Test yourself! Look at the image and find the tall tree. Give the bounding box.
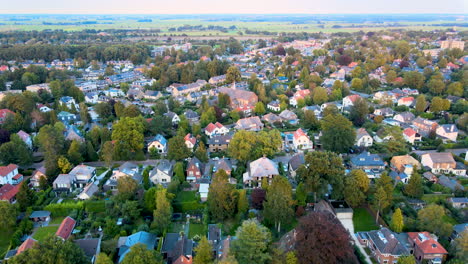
[152,189,172,234]
[349,97,369,126]
[415,94,427,113]
[207,170,237,221]
[390,208,404,233]
[374,186,390,223]
[16,181,35,211]
[95,253,114,264]
[263,176,294,232]
[0,201,16,231]
[417,204,453,238]
[193,236,213,264]
[404,172,423,198]
[111,116,145,155]
[120,243,162,264]
[36,122,65,175]
[226,66,241,83]
[237,189,249,215]
[167,135,191,161]
[297,151,345,201]
[194,143,208,163]
[231,219,272,264]
[320,114,356,153]
[295,212,357,264]
[343,170,369,207]
[116,176,138,201]
[67,140,83,165]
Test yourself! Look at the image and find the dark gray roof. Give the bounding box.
[438,176,464,191]
[74,238,100,259]
[208,224,221,243]
[366,228,409,256]
[208,134,232,145]
[351,152,385,167]
[161,233,180,253]
[288,153,305,171]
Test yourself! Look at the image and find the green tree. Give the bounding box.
[152,189,172,234]
[286,251,298,264]
[320,114,356,153]
[397,255,416,264]
[228,130,282,163]
[193,236,213,264]
[111,116,145,154]
[403,71,425,90]
[343,170,369,207]
[173,162,185,182]
[0,201,16,230]
[67,140,83,165]
[297,151,345,201]
[295,182,307,206]
[430,97,450,113]
[415,94,427,113]
[226,66,241,83]
[95,253,114,264]
[350,78,363,91]
[417,204,453,238]
[79,103,90,125]
[313,87,328,105]
[0,134,33,166]
[100,141,114,167]
[194,143,208,163]
[36,123,65,175]
[237,189,249,215]
[121,200,141,222]
[447,82,463,96]
[254,102,266,115]
[263,176,294,232]
[428,78,446,95]
[121,243,162,264]
[404,172,423,198]
[16,182,35,211]
[386,70,397,83]
[231,219,272,264]
[302,110,320,130]
[116,176,139,201]
[208,169,238,222]
[453,230,468,262]
[57,156,73,174]
[390,208,404,233]
[167,135,191,161]
[349,97,369,126]
[374,186,390,223]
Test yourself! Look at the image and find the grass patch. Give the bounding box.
[49,217,65,225]
[188,223,205,238]
[353,208,379,232]
[96,167,108,176]
[169,222,185,233]
[175,191,197,203]
[0,229,13,258]
[33,226,59,242]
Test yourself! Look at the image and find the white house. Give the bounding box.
[164,111,180,125]
[0,164,23,185]
[204,122,229,138]
[267,100,281,112]
[60,96,79,110]
[17,130,32,149]
[77,183,99,200]
[148,134,167,153]
[355,128,373,147]
[342,94,361,108]
[292,128,313,150]
[436,124,458,142]
[184,133,197,150]
[149,160,173,184]
[403,128,421,144]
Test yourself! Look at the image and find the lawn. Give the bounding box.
[49,216,65,225]
[32,226,59,242]
[169,222,185,233]
[175,191,197,203]
[353,208,379,232]
[0,229,13,259]
[188,223,205,239]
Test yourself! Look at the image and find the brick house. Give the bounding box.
[407,232,447,263]
[186,157,203,183]
[208,134,232,153]
[356,228,410,264]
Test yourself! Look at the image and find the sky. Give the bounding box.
[0,0,466,14]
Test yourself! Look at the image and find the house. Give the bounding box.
[279,110,298,124]
[421,152,466,176]
[57,111,77,123]
[218,84,258,109]
[37,104,52,113]
[103,162,142,192]
[69,165,96,188]
[184,110,199,125]
[0,164,23,185]
[85,92,99,104]
[171,79,207,96]
[118,231,157,263]
[394,112,415,124]
[0,184,20,203]
[0,109,14,124]
[77,183,99,200]
[243,157,279,187]
[436,124,458,142]
[373,108,394,117]
[186,157,203,183]
[288,153,304,178]
[412,117,438,137]
[403,128,422,144]
[262,112,283,125]
[143,90,162,101]
[390,170,410,184]
[355,128,373,147]
[289,89,311,107]
[30,210,51,223]
[65,125,85,142]
[235,116,264,131]
[451,224,468,241]
[390,155,421,175]
[423,172,438,183]
[163,233,193,264]
[397,96,415,107]
[209,75,226,85]
[208,224,222,257]
[350,152,385,178]
[407,232,448,263]
[199,183,209,202]
[447,197,468,209]
[173,256,193,264]
[184,134,197,150]
[164,111,181,125]
[56,216,77,240]
[148,134,167,153]
[267,100,281,112]
[356,228,410,264]
[208,134,232,153]
[205,122,229,138]
[150,160,174,185]
[17,130,32,148]
[438,176,464,192]
[75,238,101,264]
[30,167,47,189]
[212,158,233,176]
[292,128,313,150]
[53,174,75,193]
[342,94,361,108]
[60,96,79,110]
[16,237,37,256]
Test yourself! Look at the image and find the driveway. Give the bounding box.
[337,217,373,264]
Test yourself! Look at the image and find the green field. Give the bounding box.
[353,208,379,232]
[0,229,13,258]
[32,226,59,242]
[188,223,205,238]
[49,217,65,225]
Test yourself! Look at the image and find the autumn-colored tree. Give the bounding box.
[263,176,294,232]
[417,204,453,238]
[390,208,404,233]
[57,156,73,174]
[207,169,238,221]
[193,236,213,264]
[295,212,357,264]
[343,169,369,207]
[116,176,139,201]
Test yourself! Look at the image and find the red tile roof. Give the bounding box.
[56,216,76,240]
[408,232,448,255]
[345,94,361,103]
[184,134,196,145]
[173,255,192,264]
[0,164,18,177]
[12,174,23,180]
[205,123,217,133]
[403,128,417,137]
[16,238,37,255]
[0,184,20,201]
[293,128,308,140]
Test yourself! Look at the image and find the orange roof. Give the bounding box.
[408,232,448,255]
[293,89,311,99]
[346,94,361,103]
[403,128,416,137]
[56,216,76,240]
[205,123,217,133]
[0,184,20,201]
[293,128,308,140]
[16,238,37,255]
[0,109,14,120]
[173,256,192,264]
[348,62,358,68]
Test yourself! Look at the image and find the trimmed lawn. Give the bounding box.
[353,208,379,232]
[33,226,59,242]
[175,191,197,203]
[49,217,65,225]
[188,223,205,238]
[169,222,185,233]
[0,229,13,258]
